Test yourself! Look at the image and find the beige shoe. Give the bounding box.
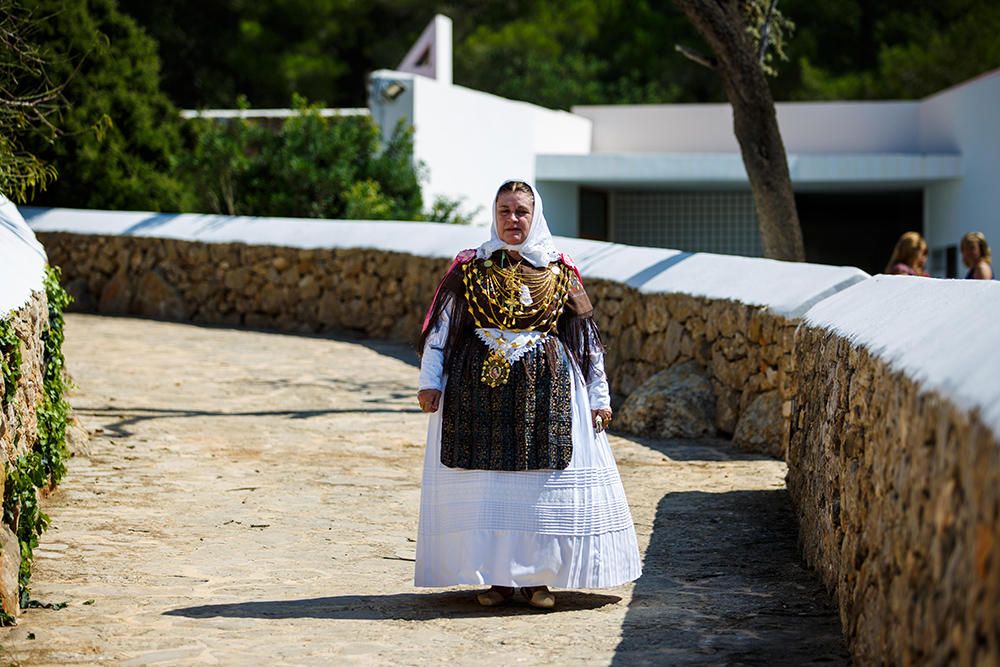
[477,585,515,607]
[521,586,556,609]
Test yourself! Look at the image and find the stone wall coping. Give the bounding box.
[25,206,869,316]
[803,274,1000,437]
[1,197,47,316]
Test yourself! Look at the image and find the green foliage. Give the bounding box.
[743,0,796,77]
[6,0,994,215]
[116,0,1000,112]
[343,180,395,221]
[38,266,72,486]
[455,0,701,109]
[420,195,479,226]
[782,0,1000,100]
[115,0,436,109]
[0,319,22,406]
[182,97,423,220]
[0,266,72,622]
[2,451,50,611]
[22,0,190,211]
[0,0,62,203]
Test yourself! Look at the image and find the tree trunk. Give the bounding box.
[672,0,805,261]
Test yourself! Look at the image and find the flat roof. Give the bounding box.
[536,152,961,190]
[179,108,369,119]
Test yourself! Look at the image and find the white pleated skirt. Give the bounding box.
[414,366,643,589]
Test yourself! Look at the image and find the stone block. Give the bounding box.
[134,270,187,321]
[640,297,670,334]
[639,331,671,365]
[616,360,716,440]
[618,327,643,361]
[715,332,748,362]
[667,295,698,323]
[257,283,286,314]
[98,270,133,315]
[0,523,19,618]
[223,266,252,292]
[733,390,785,457]
[710,352,754,390]
[297,275,321,300]
[714,383,740,435]
[65,277,96,313]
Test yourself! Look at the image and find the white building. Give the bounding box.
[370,16,999,277]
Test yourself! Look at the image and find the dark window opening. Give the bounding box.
[945,245,958,278]
[795,191,923,275]
[579,188,609,241]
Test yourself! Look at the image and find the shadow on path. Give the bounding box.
[614,433,779,463]
[75,405,422,438]
[613,489,849,666]
[164,591,621,621]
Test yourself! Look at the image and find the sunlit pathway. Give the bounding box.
[0,314,848,665]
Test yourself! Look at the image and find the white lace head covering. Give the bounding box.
[477,179,560,268]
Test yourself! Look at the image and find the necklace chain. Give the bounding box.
[462,254,571,332]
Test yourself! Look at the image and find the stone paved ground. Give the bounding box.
[0,314,849,666]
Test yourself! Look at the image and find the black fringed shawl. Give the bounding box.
[418,250,606,381]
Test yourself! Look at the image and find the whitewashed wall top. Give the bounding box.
[804,274,1000,437]
[25,207,869,317]
[1,198,47,316]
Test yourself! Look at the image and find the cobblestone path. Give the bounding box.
[0,314,848,665]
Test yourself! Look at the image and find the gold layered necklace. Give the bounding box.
[461,252,572,387]
[462,252,571,331]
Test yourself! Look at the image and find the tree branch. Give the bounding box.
[757,0,779,64]
[674,44,717,69]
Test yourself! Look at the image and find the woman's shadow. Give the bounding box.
[164,591,621,621]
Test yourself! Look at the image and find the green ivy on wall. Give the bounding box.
[0,265,73,623]
[37,266,72,486]
[0,317,21,406]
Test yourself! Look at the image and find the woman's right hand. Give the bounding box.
[418,389,442,413]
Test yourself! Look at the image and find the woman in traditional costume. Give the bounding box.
[414,180,642,609]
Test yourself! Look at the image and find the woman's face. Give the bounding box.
[915,244,928,270]
[961,240,980,268]
[495,190,534,245]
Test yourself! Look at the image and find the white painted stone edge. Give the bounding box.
[23,207,870,316]
[1,197,47,318]
[803,274,1000,439]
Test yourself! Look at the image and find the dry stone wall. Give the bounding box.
[587,282,795,456]
[1,291,47,465]
[788,315,1000,664]
[39,232,795,457]
[33,220,1000,666]
[40,233,446,342]
[0,290,49,616]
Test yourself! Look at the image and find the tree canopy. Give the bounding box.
[7,0,998,214]
[117,0,1000,110]
[0,0,62,202]
[22,0,190,210]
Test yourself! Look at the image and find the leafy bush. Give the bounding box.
[182,96,423,220]
[422,195,480,226]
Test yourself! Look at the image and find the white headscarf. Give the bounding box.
[476,179,560,268]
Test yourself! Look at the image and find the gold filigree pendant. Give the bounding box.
[481,349,511,388]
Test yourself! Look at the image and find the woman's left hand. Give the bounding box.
[592,408,613,433]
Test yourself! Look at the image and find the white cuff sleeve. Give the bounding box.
[586,351,612,410]
[418,297,452,391]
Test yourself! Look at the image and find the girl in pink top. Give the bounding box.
[884,231,929,277]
